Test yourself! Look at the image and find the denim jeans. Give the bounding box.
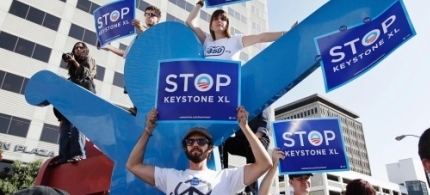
[58,119,86,162]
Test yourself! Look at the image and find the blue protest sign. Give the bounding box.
[205,0,250,8]
[272,118,349,174]
[156,59,240,123]
[93,0,136,47]
[315,0,415,92]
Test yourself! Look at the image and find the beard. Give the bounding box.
[185,147,210,163]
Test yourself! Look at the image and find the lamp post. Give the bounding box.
[395,134,420,141]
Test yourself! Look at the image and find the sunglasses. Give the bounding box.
[144,13,158,17]
[74,46,84,50]
[185,138,209,146]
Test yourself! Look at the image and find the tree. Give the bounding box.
[0,159,42,195]
[0,140,3,161]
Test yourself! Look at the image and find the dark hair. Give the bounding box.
[67,42,89,77]
[419,127,430,160]
[145,5,161,17]
[209,9,231,40]
[345,179,375,195]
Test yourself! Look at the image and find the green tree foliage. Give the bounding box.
[0,159,43,195]
[0,140,3,160]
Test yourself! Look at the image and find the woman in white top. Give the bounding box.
[186,0,297,61]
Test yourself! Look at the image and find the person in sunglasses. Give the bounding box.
[100,5,161,116]
[126,106,272,194]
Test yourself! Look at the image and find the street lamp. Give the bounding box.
[395,134,420,141]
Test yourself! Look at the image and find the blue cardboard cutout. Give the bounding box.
[25,0,411,194]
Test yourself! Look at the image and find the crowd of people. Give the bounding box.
[39,1,430,195]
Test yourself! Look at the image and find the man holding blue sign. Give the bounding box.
[101,5,161,115]
[126,106,272,194]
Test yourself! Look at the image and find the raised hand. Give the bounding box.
[290,21,299,29]
[145,108,158,133]
[236,106,249,128]
[271,148,285,166]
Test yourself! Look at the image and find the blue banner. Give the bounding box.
[315,0,415,92]
[156,59,240,123]
[205,0,250,8]
[272,118,349,174]
[93,0,136,47]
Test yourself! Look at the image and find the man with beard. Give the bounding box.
[126,106,272,194]
[100,5,161,116]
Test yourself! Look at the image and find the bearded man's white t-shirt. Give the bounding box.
[203,35,244,61]
[154,166,247,195]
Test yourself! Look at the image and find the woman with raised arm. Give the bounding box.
[186,0,297,61]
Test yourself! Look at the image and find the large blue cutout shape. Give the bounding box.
[25,0,400,194]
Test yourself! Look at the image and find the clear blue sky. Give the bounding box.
[267,0,430,181]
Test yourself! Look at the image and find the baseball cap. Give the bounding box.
[288,173,313,180]
[182,127,213,145]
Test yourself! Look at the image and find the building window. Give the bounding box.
[77,0,99,14]
[15,38,34,57]
[228,8,247,25]
[9,1,29,19]
[170,0,194,13]
[33,44,52,62]
[326,174,339,182]
[200,10,211,22]
[0,71,28,95]
[9,1,60,31]
[166,13,184,24]
[0,32,52,63]
[40,124,59,144]
[0,113,11,134]
[137,0,149,12]
[68,24,97,46]
[96,66,105,81]
[113,72,124,88]
[7,116,30,138]
[0,32,17,51]
[2,72,24,94]
[119,43,128,51]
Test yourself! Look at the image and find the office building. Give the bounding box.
[387,158,430,195]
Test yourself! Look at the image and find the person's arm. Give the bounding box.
[64,54,80,70]
[126,108,158,186]
[102,45,125,57]
[185,0,206,43]
[259,148,285,195]
[255,108,269,138]
[242,21,298,47]
[88,57,97,80]
[239,106,272,185]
